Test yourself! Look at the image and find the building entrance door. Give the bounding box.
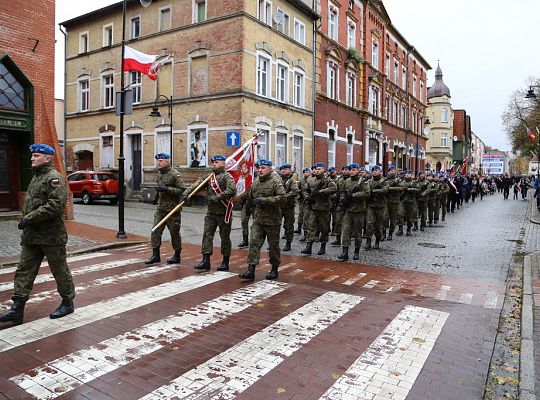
[0,143,19,211]
[131,134,142,191]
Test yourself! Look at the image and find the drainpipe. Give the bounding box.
[311,0,319,167]
[59,23,68,171]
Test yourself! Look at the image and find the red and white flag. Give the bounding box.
[527,127,536,144]
[123,46,170,81]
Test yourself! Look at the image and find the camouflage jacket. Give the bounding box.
[440,182,450,198]
[385,175,402,204]
[22,163,68,246]
[280,174,299,209]
[155,167,186,212]
[399,179,419,203]
[366,176,389,208]
[334,175,349,208]
[248,174,286,225]
[186,167,237,215]
[427,181,438,201]
[340,175,370,213]
[304,175,337,211]
[417,178,430,202]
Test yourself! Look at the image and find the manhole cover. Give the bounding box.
[417,243,446,248]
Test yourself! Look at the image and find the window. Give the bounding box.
[256,55,271,97]
[328,129,336,167]
[327,63,337,99]
[293,135,303,170]
[328,5,338,41]
[258,0,272,26]
[256,129,269,161]
[103,24,113,47]
[347,135,353,165]
[276,64,288,103]
[294,18,305,45]
[349,0,354,9]
[369,86,379,115]
[293,71,305,107]
[385,53,390,76]
[347,20,356,49]
[100,136,114,168]
[393,60,399,83]
[130,71,142,104]
[401,105,406,128]
[78,79,89,112]
[130,16,140,39]
[156,131,171,157]
[346,72,355,107]
[159,7,171,31]
[402,65,406,90]
[393,100,399,125]
[441,108,448,122]
[420,81,424,103]
[276,9,290,35]
[412,111,417,133]
[79,32,89,53]
[193,0,206,23]
[371,41,379,69]
[385,95,390,120]
[441,133,448,147]
[102,74,114,108]
[412,75,417,97]
[276,132,287,167]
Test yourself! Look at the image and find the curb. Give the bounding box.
[520,255,536,400]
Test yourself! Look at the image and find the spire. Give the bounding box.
[427,62,451,99]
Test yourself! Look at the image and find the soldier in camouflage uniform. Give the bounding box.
[239,160,285,281]
[331,166,350,246]
[328,167,339,236]
[439,175,450,222]
[184,155,237,271]
[146,153,186,265]
[416,171,430,231]
[364,165,389,250]
[301,162,337,256]
[399,170,419,236]
[337,163,370,261]
[384,166,402,240]
[278,164,299,251]
[426,173,438,226]
[0,144,75,325]
[297,168,311,240]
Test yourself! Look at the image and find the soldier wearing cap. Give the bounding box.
[296,167,311,237]
[416,171,430,231]
[364,165,389,250]
[331,166,350,247]
[426,173,438,227]
[184,154,237,271]
[238,161,260,248]
[399,170,419,236]
[301,162,337,256]
[439,174,450,222]
[278,163,299,251]
[384,165,402,240]
[145,153,186,265]
[239,159,285,281]
[1,144,75,325]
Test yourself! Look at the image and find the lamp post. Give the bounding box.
[149,95,173,164]
[525,85,539,182]
[415,117,430,174]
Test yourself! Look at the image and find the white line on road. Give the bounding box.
[320,305,449,400]
[289,269,303,276]
[457,293,474,305]
[343,273,367,286]
[0,253,111,277]
[279,262,297,272]
[483,291,499,309]
[0,272,235,353]
[434,285,451,301]
[11,281,291,399]
[362,280,379,289]
[323,275,340,283]
[141,291,364,400]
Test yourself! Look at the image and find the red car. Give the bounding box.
[67,171,119,205]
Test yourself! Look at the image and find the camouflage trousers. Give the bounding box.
[427,199,437,223]
[14,244,75,302]
[387,202,400,231]
[417,201,428,226]
[401,202,416,228]
[439,196,447,218]
[280,207,295,242]
[241,203,250,237]
[297,202,305,226]
[306,209,331,243]
[247,222,280,267]
[341,211,365,248]
[201,213,232,257]
[332,206,344,236]
[151,209,181,251]
[365,207,385,240]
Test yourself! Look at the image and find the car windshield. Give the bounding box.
[92,174,116,181]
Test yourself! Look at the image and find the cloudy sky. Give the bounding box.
[55,0,540,151]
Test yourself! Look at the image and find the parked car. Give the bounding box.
[67,171,119,205]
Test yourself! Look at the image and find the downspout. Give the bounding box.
[311,0,318,167]
[59,23,68,171]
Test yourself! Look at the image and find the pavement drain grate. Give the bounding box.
[417,242,446,248]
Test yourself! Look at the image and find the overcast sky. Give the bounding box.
[55,0,540,151]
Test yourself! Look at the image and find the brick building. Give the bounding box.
[60,0,318,197]
[0,0,70,215]
[315,0,430,172]
[453,109,472,169]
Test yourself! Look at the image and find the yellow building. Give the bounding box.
[61,0,318,195]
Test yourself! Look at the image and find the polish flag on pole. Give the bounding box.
[527,127,537,144]
[123,46,170,81]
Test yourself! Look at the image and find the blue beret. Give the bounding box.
[314,162,325,168]
[342,165,350,170]
[211,154,226,161]
[388,165,396,171]
[254,161,260,168]
[155,153,170,160]
[30,144,55,155]
[259,159,272,166]
[279,163,292,170]
[371,165,382,171]
[359,167,367,172]
[303,167,310,172]
[328,166,336,172]
[405,170,413,174]
[349,163,360,169]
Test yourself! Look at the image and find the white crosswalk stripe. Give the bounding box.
[320,305,449,400]
[457,293,474,304]
[343,272,367,286]
[483,290,498,309]
[0,272,235,352]
[0,253,111,276]
[362,280,379,289]
[323,275,340,283]
[11,281,291,399]
[141,291,365,400]
[434,285,451,300]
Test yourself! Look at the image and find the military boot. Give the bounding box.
[330,235,341,246]
[194,253,211,271]
[442,215,445,222]
[381,229,387,241]
[364,238,372,251]
[353,247,360,260]
[238,234,249,248]
[420,224,425,232]
[294,224,302,234]
[0,298,26,325]
[301,242,313,255]
[266,265,279,280]
[387,229,393,241]
[434,219,438,224]
[337,247,349,261]
[145,247,161,265]
[317,243,326,255]
[428,221,433,227]
[373,239,380,249]
[299,230,307,242]
[239,264,256,281]
[406,227,412,236]
[282,241,292,252]
[217,256,230,271]
[413,222,418,231]
[50,298,74,319]
[396,226,404,236]
[167,250,181,264]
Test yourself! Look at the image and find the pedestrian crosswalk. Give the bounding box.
[0,248,501,399]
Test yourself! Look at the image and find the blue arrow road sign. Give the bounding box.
[226,131,239,146]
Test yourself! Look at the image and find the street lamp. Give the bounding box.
[149,95,173,164]
[525,85,539,100]
[415,117,430,174]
